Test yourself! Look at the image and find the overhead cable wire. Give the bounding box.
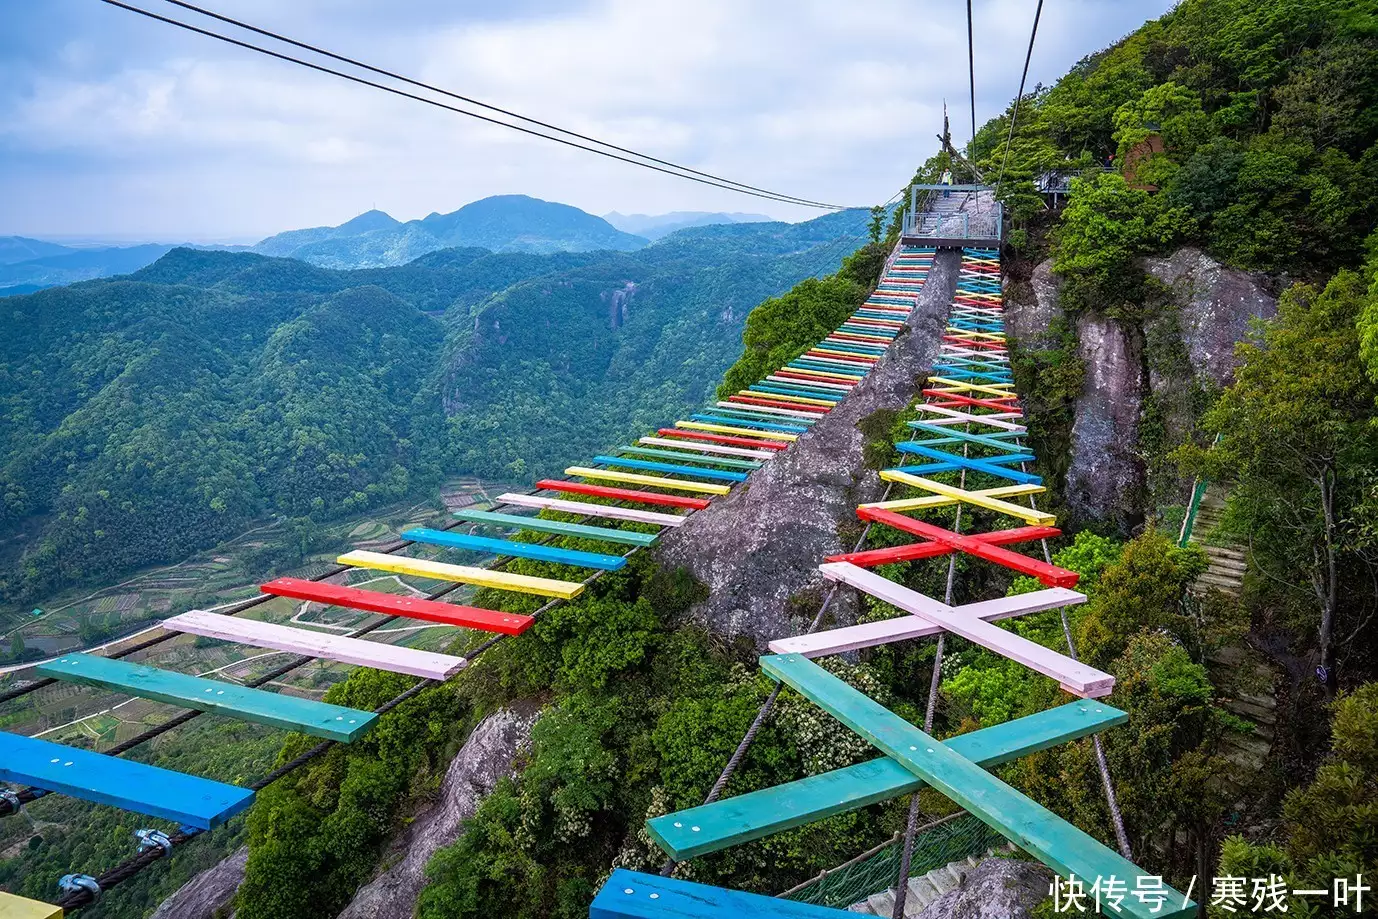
[994,0,1045,195]
[153,0,841,210]
[966,0,977,141]
[96,0,852,210]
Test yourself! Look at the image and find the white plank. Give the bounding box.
[497,493,687,527]
[765,375,851,392]
[164,610,467,680]
[917,405,1027,432]
[768,588,1086,657]
[640,436,776,460]
[712,401,821,421]
[817,563,1112,697]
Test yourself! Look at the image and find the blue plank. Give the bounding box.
[894,444,1042,484]
[617,446,764,469]
[36,653,378,742]
[690,413,807,434]
[819,342,885,355]
[647,702,1127,859]
[703,406,817,426]
[894,462,1042,484]
[789,360,867,375]
[0,731,254,829]
[402,527,627,570]
[591,870,853,919]
[749,385,844,402]
[591,455,748,483]
[907,423,1023,448]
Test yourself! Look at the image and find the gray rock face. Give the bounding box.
[1143,247,1276,387]
[1006,258,1063,348]
[149,845,247,919]
[918,858,1052,919]
[1066,314,1145,529]
[656,250,961,647]
[334,702,541,919]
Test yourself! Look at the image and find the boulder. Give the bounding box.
[918,858,1052,919]
[149,845,247,919]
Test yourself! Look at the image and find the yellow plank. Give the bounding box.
[0,892,63,919]
[861,483,1045,511]
[877,470,1055,525]
[565,466,732,496]
[944,329,1006,342]
[337,550,585,599]
[675,421,798,442]
[927,377,1017,398]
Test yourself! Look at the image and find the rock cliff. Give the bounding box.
[656,249,962,647]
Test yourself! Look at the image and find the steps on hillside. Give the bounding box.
[1206,645,1278,788]
[1187,486,1245,597]
[847,852,1000,916]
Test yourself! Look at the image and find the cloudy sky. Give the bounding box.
[0,0,1177,242]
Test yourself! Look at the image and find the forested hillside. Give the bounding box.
[0,209,868,608]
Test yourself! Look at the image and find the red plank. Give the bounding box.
[656,428,792,450]
[854,509,1079,587]
[727,395,831,414]
[924,391,1021,412]
[535,479,711,510]
[827,526,1061,567]
[261,577,534,634]
[941,336,1005,351]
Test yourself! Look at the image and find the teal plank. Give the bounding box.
[454,509,656,547]
[760,654,1195,919]
[36,653,377,742]
[592,455,747,483]
[616,446,763,470]
[0,731,254,829]
[647,702,1125,859]
[908,422,1023,450]
[402,527,627,570]
[591,870,852,919]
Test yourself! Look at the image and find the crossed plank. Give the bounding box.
[855,508,1075,585]
[878,469,1054,526]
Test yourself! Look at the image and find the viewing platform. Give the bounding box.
[900,184,1002,249]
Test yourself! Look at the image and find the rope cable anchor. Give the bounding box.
[59,874,102,900]
[135,828,173,855]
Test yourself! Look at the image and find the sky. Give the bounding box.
[0,0,1179,243]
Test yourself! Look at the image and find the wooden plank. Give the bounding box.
[616,446,763,470]
[825,525,1060,568]
[402,527,628,570]
[261,577,533,634]
[714,400,824,420]
[646,699,1117,859]
[702,406,816,427]
[861,483,1043,512]
[917,405,1024,429]
[768,588,1085,657]
[0,731,254,830]
[565,466,733,496]
[0,892,63,919]
[591,870,853,919]
[340,547,588,598]
[760,654,1186,917]
[591,455,748,483]
[36,653,378,742]
[764,375,850,392]
[878,470,1054,526]
[893,444,1042,485]
[657,428,792,450]
[535,478,711,509]
[688,412,808,433]
[498,493,686,527]
[454,508,657,547]
[165,608,470,679]
[640,435,775,460]
[727,394,830,413]
[908,423,1024,450]
[817,563,1110,695]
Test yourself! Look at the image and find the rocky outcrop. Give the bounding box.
[1066,314,1146,529]
[1005,258,1062,348]
[918,858,1052,919]
[1143,247,1276,386]
[149,845,247,919]
[657,250,962,647]
[333,702,541,919]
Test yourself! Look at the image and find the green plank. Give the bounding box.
[455,508,657,547]
[761,653,1195,919]
[592,870,854,918]
[37,653,377,742]
[647,701,1125,859]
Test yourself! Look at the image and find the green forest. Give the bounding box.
[0,211,867,610]
[2,0,1377,917]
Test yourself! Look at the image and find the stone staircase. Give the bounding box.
[1186,486,1245,597]
[846,852,996,917]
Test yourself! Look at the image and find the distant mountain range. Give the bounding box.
[0,197,799,293]
[602,210,773,240]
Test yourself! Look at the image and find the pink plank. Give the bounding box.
[917,405,1026,431]
[497,493,687,527]
[640,436,776,460]
[817,563,1113,697]
[768,587,1086,657]
[163,610,466,680]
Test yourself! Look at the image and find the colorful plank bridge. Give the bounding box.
[0,247,937,914]
[598,247,1196,918]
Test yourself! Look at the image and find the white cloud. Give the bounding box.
[0,0,1177,239]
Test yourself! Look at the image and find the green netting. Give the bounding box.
[781,812,1008,909]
